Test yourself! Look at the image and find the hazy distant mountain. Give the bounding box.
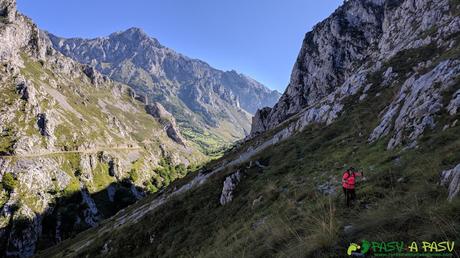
[48,28,281,153]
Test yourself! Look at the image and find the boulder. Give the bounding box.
[219,170,242,205]
[82,65,107,86]
[250,107,272,137]
[440,164,460,201]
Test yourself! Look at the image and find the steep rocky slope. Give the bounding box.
[0,1,205,257]
[250,0,460,141]
[47,29,281,154]
[39,0,460,257]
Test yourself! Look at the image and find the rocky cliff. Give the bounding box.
[47,29,281,153]
[0,0,205,257]
[250,0,460,149]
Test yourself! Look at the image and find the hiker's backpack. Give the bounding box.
[342,171,356,189]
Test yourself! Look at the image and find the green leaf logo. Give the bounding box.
[361,240,371,254]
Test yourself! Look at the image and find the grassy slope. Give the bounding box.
[39,63,460,257]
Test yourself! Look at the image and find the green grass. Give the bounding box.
[384,43,439,75]
[128,159,143,183]
[0,190,8,208]
[90,163,115,192]
[1,173,18,192]
[181,126,230,156]
[0,129,16,155]
[20,52,44,82]
[62,178,80,197]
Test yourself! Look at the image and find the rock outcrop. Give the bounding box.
[250,107,272,137]
[219,170,242,205]
[5,205,41,258]
[80,186,101,227]
[82,65,108,86]
[0,0,16,23]
[369,60,460,149]
[145,102,186,145]
[440,164,460,201]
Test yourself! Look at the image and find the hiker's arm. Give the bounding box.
[356,171,364,177]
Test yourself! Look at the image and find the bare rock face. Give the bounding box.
[369,61,460,149]
[36,113,48,137]
[250,0,460,152]
[447,89,460,116]
[79,154,97,182]
[80,186,101,227]
[251,0,385,135]
[440,164,460,201]
[219,170,242,205]
[82,65,107,86]
[0,0,16,22]
[146,102,186,145]
[249,107,272,136]
[36,112,57,148]
[15,77,32,102]
[5,205,41,258]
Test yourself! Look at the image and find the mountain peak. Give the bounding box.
[109,27,162,48]
[123,27,146,35]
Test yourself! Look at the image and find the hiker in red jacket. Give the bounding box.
[342,167,363,207]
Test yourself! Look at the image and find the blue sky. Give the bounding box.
[17,0,343,92]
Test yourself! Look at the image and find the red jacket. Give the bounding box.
[342,171,362,189]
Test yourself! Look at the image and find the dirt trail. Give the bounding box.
[0,146,142,159]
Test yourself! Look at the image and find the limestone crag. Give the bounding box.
[440,164,460,201]
[219,170,242,205]
[250,0,460,153]
[145,102,186,145]
[251,0,386,134]
[369,60,460,149]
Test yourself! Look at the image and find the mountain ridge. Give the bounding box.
[47,27,281,153]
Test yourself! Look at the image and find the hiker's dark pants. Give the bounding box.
[343,187,356,207]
